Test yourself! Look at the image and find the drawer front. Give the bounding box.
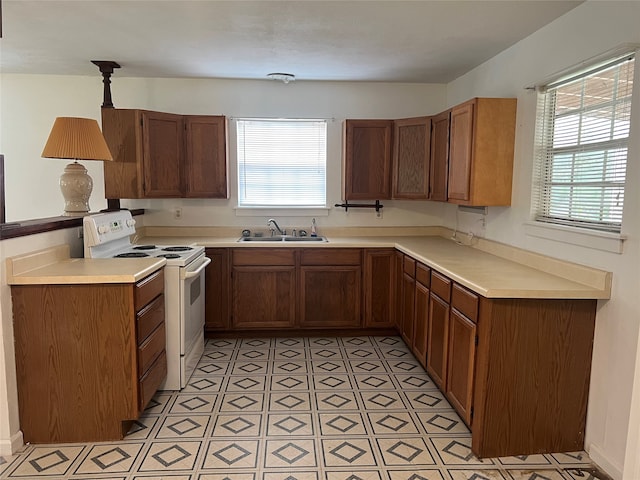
[135,269,164,312]
[451,283,479,323]
[139,350,167,411]
[233,248,296,266]
[301,248,361,266]
[136,295,165,344]
[403,256,416,277]
[416,263,431,287]
[431,271,452,302]
[138,323,166,375]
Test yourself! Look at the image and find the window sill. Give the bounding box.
[234,206,330,217]
[523,221,626,254]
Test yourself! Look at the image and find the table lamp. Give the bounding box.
[41,117,113,216]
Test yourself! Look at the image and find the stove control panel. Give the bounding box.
[83,211,138,247]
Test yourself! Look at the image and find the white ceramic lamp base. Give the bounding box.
[60,161,93,216]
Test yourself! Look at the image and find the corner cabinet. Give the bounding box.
[10,269,167,443]
[447,98,517,206]
[429,110,450,202]
[343,119,393,200]
[102,109,228,199]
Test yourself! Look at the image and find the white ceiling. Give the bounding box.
[2,0,583,83]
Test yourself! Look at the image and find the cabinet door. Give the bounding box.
[401,272,415,346]
[363,249,396,327]
[344,120,393,200]
[204,248,230,332]
[448,101,474,202]
[427,292,450,389]
[185,116,228,198]
[394,251,404,332]
[300,265,362,328]
[142,111,184,197]
[413,280,429,368]
[446,308,477,427]
[393,117,431,199]
[429,110,450,202]
[232,266,296,328]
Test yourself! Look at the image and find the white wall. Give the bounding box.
[1,75,448,228]
[444,2,640,478]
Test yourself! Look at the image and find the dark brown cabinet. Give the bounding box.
[231,249,296,329]
[363,248,397,328]
[343,119,393,200]
[429,110,450,202]
[412,262,430,368]
[426,271,452,389]
[447,98,517,206]
[102,109,228,199]
[400,256,416,346]
[300,249,362,328]
[204,248,230,332]
[392,117,431,199]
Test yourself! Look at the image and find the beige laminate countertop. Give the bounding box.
[136,233,611,299]
[7,249,166,285]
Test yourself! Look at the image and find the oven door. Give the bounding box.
[179,254,211,388]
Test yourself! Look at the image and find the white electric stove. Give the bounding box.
[83,210,209,390]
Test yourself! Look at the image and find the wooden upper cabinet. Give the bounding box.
[392,117,431,199]
[102,109,228,199]
[343,119,393,200]
[429,110,450,202]
[447,98,517,206]
[185,116,228,198]
[142,111,184,197]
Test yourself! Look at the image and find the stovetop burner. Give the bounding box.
[133,245,157,250]
[157,253,181,259]
[114,252,150,258]
[162,246,194,252]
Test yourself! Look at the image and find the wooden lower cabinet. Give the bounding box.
[413,280,429,368]
[445,308,476,426]
[363,248,396,327]
[204,248,230,332]
[10,269,166,443]
[426,292,449,389]
[401,272,415,345]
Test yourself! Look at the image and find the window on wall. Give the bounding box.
[532,53,635,233]
[236,118,327,207]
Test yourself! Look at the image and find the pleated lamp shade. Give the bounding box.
[41,117,113,216]
[42,117,113,161]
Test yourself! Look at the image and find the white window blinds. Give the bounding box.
[532,53,635,233]
[237,118,327,207]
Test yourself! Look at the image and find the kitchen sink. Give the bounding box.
[237,236,328,243]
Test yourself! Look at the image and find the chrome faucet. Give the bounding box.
[267,218,286,236]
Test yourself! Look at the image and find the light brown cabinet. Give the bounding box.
[363,248,396,328]
[426,271,452,389]
[429,110,450,202]
[102,109,228,199]
[204,248,230,332]
[10,269,166,443]
[393,117,431,199]
[412,263,430,368]
[447,98,517,206]
[343,119,393,200]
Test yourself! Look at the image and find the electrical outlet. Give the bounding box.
[174,208,182,219]
[376,209,383,219]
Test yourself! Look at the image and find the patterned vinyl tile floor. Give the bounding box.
[0,336,602,480]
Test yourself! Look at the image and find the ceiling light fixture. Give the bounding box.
[267,72,295,84]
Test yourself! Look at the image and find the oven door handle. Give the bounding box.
[182,256,212,279]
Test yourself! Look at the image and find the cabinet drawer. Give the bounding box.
[139,350,167,411]
[138,323,166,375]
[135,269,164,312]
[136,295,165,344]
[403,256,416,277]
[301,248,361,266]
[431,271,451,302]
[416,263,430,287]
[451,283,479,323]
[233,248,296,266]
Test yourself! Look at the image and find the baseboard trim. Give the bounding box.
[0,430,24,457]
[588,443,623,480]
